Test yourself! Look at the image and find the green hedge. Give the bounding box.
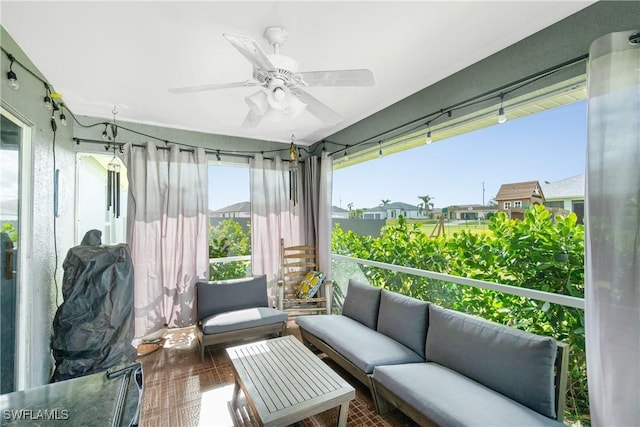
[208,219,251,280]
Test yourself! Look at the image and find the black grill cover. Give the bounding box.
[51,230,135,382]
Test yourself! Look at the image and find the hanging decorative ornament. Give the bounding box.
[106,106,121,218]
[107,153,121,218]
[289,134,298,205]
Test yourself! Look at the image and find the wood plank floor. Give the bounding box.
[138,321,417,426]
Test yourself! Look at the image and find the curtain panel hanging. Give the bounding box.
[250,154,302,301]
[124,141,209,337]
[249,153,333,301]
[585,30,640,426]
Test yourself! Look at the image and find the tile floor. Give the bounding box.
[138,322,417,426]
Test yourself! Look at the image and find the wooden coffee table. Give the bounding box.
[226,335,355,427]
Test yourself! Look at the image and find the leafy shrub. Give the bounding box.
[208,219,251,280]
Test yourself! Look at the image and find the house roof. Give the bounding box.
[447,204,496,211]
[211,203,355,215]
[495,181,544,201]
[367,202,419,212]
[210,201,250,214]
[542,174,585,200]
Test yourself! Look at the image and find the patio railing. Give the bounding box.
[209,253,585,310]
[209,255,252,281]
[331,253,584,310]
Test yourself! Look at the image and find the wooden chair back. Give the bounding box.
[277,238,331,316]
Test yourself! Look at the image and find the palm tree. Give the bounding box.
[380,199,391,206]
[347,202,354,218]
[418,195,434,217]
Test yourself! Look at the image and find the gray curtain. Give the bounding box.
[301,152,333,274]
[585,30,639,426]
[302,156,320,247]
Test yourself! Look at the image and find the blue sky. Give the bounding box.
[334,100,587,209]
[209,100,587,210]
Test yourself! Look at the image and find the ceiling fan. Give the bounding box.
[169,27,375,128]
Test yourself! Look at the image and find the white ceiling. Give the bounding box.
[1,1,594,145]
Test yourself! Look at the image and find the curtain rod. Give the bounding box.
[72,137,282,161]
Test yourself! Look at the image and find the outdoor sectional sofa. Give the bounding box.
[195,275,288,362]
[295,279,568,426]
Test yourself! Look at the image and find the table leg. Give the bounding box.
[232,381,240,406]
[228,381,241,426]
[337,402,349,427]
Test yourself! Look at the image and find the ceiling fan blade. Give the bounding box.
[297,69,375,87]
[242,110,263,128]
[223,33,277,72]
[290,88,343,126]
[169,81,259,94]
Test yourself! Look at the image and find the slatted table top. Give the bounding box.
[226,335,355,427]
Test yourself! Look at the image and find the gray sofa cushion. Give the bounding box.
[373,363,564,426]
[377,290,429,358]
[425,305,558,419]
[196,275,268,320]
[296,315,423,374]
[201,307,287,335]
[341,279,382,329]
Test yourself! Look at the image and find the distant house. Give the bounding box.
[209,202,363,221]
[209,201,251,219]
[332,206,350,219]
[542,174,585,223]
[444,204,498,220]
[363,202,422,220]
[494,180,545,219]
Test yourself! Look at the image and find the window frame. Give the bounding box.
[1,104,34,391]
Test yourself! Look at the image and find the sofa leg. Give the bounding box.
[370,379,392,415]
[372,390,392,415]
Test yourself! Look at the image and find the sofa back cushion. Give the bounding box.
[425,305,558,419]
[377,290,429,358]
[196,275,268,321]
[341,279,381,329]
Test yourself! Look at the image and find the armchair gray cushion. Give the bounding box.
[425,305,558,419]
[202,307,288,334]
[196,275,268,321]
[341,279,382,329]
[377,290,429,358]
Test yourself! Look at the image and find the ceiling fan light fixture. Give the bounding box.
[287,95,307,118]
[263,107,287,122]
[245,90,269,115]
[273,87,286,102]
[267,79,291,110]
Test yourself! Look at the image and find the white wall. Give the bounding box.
[76,154,127,245]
